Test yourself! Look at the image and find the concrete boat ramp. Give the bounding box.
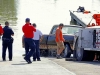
[0,40,75,75]
[0,57,76,75]
[69,10,100,27]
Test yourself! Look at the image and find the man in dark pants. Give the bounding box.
[2,21,14,61]
[22,18,36,64]
[32,23,43,61]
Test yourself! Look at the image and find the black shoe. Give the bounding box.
[37,59,41,61]
[33,59,36,61]
[24,57,29,63]
[9,59,12,61]
[24,57,32,64]
[28,59,32,64]
[56,55,62,59]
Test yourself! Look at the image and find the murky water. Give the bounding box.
[0,0,100,48]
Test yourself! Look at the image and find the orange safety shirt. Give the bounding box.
[55,27,64,42]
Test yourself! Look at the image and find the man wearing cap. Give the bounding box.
[55,23,65,59]
[22,18,36,64]
[32,23,43,61]
[2,21,14,61]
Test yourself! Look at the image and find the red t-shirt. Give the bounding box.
[22,23,36,38]
[0,25,4,35]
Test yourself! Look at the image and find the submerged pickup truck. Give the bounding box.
[39,25,82,57]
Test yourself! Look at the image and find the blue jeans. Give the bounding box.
[33,40,40,60]
[24,38,35,60]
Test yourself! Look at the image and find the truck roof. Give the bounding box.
[49,24,82,34]
[53,24,82,28]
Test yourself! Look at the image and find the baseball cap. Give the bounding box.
[25,18,30,22]
[32,23,36,27]
[59,23,64,26]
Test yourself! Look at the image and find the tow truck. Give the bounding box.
[72,13,100,61]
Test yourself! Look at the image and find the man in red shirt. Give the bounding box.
[22,18,36,64]
[0,24,3,39]
[0,24,4,36]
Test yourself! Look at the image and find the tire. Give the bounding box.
[76,46,88,61]
[41,49,49,57]
[64,44,71,58]
[75,39,88,61]
[75,39,95,61]
[40,49,43,57]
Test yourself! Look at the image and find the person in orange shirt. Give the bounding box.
[55,23,65,59]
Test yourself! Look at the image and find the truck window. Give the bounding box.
[50,26,81,35]
[51,26,57,34]
[62,27,80,34]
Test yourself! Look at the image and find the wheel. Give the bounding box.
[40,49,43,57]
[63,44,71,58]
[76,46,88,61]
[41,49,49,57]
[75,39,95,61]
[75,39,88,61]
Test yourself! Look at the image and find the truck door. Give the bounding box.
[39,34,48,49]
[47,26,57,49]
[47,34,56,49]
[78,28,93,48]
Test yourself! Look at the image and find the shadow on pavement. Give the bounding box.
[20,61,26,62]
[12,63,28,65]
[0,61,4,62]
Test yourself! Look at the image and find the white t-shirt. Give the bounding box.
[33,29,43,40]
